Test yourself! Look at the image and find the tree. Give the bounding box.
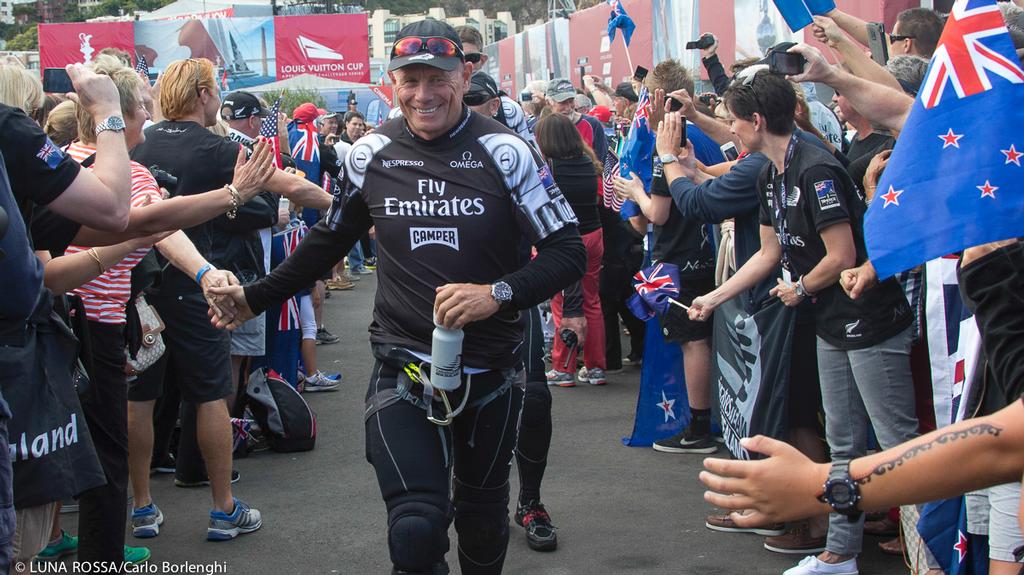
[261,88,326,117]
[6,25,37,51]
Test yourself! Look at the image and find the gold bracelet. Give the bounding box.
[87,248,105,273]
[226,184,241,220]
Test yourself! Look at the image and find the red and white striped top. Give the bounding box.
[65,141,163,325]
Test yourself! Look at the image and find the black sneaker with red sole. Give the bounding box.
[514,501,558,551]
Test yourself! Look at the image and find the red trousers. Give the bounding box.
[551,228,605,371]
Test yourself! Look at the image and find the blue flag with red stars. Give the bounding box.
[918,496,989,575]
[864,0,1024,279]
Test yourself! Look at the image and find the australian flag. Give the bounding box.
[619,86,655,219]
[771,0,836,32]
[259,97,283,170]
[864,0,1024,279]
[606,0,636,46]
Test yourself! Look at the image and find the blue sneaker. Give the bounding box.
[208,498,262,541]
[132,503,164,538]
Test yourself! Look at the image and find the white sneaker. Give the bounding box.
[304,371,341,392]
[783,556,858,575]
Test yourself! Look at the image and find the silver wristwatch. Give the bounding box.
[95,116,126,136]
[659,153,678,165]
[491,281,513,309]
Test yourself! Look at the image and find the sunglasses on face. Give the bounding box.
[463,92,494,107]
[888,33,914,43]
[464,52,483,64]
[391,36,464,60]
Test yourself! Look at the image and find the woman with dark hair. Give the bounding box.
[535,113,607,387]
[688,71,919,575]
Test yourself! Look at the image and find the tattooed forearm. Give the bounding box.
[855,423,1003,485]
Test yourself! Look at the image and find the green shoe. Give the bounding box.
[123,545,150,565]
[35,530,77,560]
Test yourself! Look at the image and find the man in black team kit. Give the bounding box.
[209,20,585,575]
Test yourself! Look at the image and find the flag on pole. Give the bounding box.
[618,86,655,219]
[606,0,636,46]
[771,0,837,32]
[864,0,1024,279]
[631,262,681,317]
[259,97,283,170]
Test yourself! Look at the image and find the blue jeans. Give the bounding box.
[817,326,918,556]
[348,242,364,271]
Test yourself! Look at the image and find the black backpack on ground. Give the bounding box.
[246,368,317,453]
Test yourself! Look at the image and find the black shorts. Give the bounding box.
[787,317,823,431]
[127,292,233,404]
[659,275,716,344]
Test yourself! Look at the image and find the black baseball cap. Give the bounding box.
[388,20,465,73]
[614,82,638,102]
[466,72,500,101]
[221,91,268,120]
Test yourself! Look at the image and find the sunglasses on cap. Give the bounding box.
[391,36,464,60]
[463,92,495,107]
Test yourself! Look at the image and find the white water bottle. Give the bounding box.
[430,322,464,391]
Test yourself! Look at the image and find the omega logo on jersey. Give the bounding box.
[450,151,484,169]
[410,227,460,251]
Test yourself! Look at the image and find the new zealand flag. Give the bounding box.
[865,0,1024,279]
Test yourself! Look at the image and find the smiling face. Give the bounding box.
[389,63,471,140]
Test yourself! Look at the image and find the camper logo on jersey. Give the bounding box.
[410,227,460,251]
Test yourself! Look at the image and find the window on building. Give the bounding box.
[383,18,400,44]
[492,21,507,42]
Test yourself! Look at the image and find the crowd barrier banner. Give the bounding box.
[38,22,135,70]
[275,14,370,83]
[712,297,794,460]
[497,36,516,95]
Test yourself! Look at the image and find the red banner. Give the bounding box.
[569,0,652,88]
[274,14,369,83]
[154,7,233,20]
[497,37,516,95]
[38,22,135,70]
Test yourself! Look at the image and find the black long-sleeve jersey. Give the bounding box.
[245,108,585,368]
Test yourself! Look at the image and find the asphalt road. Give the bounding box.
[58,273,904,574]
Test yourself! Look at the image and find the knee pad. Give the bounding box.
[388,500,450,574]
[453,480,510,570]
[520,381,551,429]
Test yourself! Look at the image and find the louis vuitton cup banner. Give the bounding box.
[40,14,370,89]
[713,298,794,460]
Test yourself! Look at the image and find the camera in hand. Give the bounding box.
[148,165,178,195]
[560,328,579,349]
[685,33,716,51]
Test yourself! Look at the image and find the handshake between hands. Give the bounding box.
[200,270,256,330]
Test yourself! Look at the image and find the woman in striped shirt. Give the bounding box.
[36,55,273,565]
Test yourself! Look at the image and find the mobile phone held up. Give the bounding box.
[633,65,648,82]
[866,22,890,66]
[767,51,806,76]
[43,68,74,94]
[720,141,739,161]
[685,33,716,51]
